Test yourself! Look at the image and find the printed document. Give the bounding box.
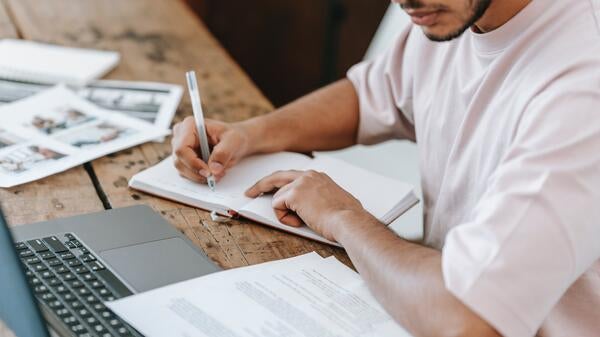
[0,86,168,187]
[107,253,412,337]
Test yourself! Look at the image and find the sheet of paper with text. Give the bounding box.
[107,253,413,337]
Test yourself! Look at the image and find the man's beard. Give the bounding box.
[400,0,493,42]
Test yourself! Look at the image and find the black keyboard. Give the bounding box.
[15,233,142,337]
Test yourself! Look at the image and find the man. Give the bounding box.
[172,0,600,336]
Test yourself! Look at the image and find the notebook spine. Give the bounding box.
[0,67,79,86]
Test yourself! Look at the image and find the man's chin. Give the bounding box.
[421,25,471,42]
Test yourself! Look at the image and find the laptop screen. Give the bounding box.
[0,208,49,337]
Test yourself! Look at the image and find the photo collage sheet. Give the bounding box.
[0,86,170,188]
[0,78,182,130]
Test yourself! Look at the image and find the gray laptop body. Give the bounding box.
[5,205,221,336]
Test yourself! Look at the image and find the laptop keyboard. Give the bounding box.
[16,233,142,337]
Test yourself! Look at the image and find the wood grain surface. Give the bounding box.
[0,0,351,272]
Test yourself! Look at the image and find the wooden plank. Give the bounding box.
[0,1,105,227]
[4,0,352,269]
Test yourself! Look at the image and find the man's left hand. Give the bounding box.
[245,170,366,241]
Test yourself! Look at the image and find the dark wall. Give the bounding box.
[185,0,389,107]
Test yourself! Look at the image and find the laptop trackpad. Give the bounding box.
[100,237,219,293]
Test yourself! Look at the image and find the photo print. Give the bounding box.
[25,106,96,135]
[0,129,24,149]
[0,144,66,175]
[56,121,137,149]
[78,84,171,123]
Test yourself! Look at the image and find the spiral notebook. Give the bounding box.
[130,153,419,246]
[0,39,120,86]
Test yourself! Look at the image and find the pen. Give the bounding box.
[185,70,216,191]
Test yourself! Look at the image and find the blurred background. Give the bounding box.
[185,0,390,107]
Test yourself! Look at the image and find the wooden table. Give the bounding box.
[0,0,350,280]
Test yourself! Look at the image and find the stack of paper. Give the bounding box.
[0,87,169,187]
[0,39,184,186]
[107,253,413,337]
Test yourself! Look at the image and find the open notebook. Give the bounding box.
[0,39,119,85]
[130,153,418,246]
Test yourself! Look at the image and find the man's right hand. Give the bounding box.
[171,117,251,184]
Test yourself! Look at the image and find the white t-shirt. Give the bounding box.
[347,1,600,336]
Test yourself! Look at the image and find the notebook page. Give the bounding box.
[241,155,415,224]
[130,152,312,212]
[0,39,119,85]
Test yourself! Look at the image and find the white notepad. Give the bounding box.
[0,39,120,85]
[130,153,418,246]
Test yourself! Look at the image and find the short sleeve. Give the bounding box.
[346,24,417,145]
[442,85,600,336]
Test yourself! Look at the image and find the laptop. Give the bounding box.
[0,205,221,337]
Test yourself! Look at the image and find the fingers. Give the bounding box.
[172,117,212,180]
[173,157,208,184]
[272,185,304,227]
[244,170,303,197]
[208,138,234,176]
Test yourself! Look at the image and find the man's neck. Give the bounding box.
[474,0,532,33]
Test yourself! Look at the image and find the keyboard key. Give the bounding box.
[67,259,82,267]
[55,285,69,294]
[40,293,56,301]
[27,239,49,252]
[56,308,70,317]
[63,292,76,301]
[30,277,42,286]
[19,249,34,258]
[89,261,105,271]
[24,256,41,265]
[47,258,62,267]
[69,301,83,310]
[42,236,68,253]
[40,271,54,279]
[71,324,86,333]
[84,295,99,304]
[74,266,90,274]
[14,242,27,250]
[86,316,97,325]
[80,254,96,263]
[47,278,61,287]
[33,285,48,294]
[77,288,91,296]
[48,300,63,309]
[93,324,106,333]
[39,251,56,260]
[59,252,76,260]
[63,273,76,281]
[77,308,92,318]
[65,233,76,241]
[33,264,48,272]
[62,315,78,326]
[69,280,84,289]
[82,274,97,282]
[65,241,77,249]
[97,288,111,297]
[89,281,103,289]
[53,265,69,274]
[71,240,83,248]
[99,310,112,319]
[79,247,90,254]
